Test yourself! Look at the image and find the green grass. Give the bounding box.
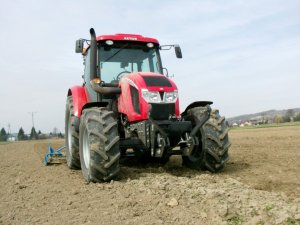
[230,122,300,131]
[0,141,10,145]
[228,215,244,225]
[282,218,300,225]
[264,204,275,212]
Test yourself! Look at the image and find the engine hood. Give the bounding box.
[118,72,180,122]
[120,72,178,92]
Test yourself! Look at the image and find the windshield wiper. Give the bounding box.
[103,44,129,63]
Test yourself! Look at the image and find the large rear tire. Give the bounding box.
[182,107,230,172]
[65,96,81,169]
[79,107,120,182]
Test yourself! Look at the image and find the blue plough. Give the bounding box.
[44,144,66,166]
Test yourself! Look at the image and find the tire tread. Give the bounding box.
[79,107,120,182]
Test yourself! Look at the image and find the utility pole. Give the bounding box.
[28,112,37,128]
[7,123,11,135]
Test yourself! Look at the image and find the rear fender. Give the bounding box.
[181,101,213,117]
[68,86,88,118]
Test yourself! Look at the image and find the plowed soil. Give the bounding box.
[0,126,300,225]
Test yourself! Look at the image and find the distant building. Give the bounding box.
[244,121,252,126]
[7,133,17,141]
[232,123,238,127]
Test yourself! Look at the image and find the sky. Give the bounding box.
[0,0,299,133]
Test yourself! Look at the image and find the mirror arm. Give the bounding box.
[159,44,183,58]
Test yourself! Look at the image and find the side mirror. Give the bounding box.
[174,45,182,58]
[75,39,84,53]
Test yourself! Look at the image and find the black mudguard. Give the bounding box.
[181,101,213,117]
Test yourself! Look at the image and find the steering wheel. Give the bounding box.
[116,71,130,80]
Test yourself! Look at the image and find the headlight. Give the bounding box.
[142,89,161,103]
[164,90,178,103]
[142,89,178,103]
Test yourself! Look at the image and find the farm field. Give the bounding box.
[0,126,300,224]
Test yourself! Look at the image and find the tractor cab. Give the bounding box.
[76,33,181,84]
[98,40,163,83]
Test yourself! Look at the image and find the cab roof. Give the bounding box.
[96,34,159,44]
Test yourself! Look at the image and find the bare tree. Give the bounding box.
[273,115,283,124]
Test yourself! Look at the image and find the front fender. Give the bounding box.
[181,101,213,117]
[68,86,88,118]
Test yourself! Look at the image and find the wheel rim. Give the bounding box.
[68,116,72,152]
[82,126,90,168]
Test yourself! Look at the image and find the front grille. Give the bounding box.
[150,103,175,120]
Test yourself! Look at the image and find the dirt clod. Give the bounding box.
[167,198,179,207]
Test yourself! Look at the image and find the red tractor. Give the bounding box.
[65,28,230,182]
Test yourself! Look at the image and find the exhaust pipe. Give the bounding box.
[89,28,121,95]
[89,28,97,81]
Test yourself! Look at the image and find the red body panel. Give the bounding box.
[68,86,89,117]
[118,72,180,122]
[97,34,159,44]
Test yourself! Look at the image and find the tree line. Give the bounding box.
[273,109,300,124]
[0,127,63,142]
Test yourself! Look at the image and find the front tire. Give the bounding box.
[79,107,120,182]
[182,107,230,172]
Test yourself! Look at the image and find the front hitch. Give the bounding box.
[148,107,170,157]
[148,115,170,157]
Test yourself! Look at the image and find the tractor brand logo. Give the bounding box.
[124,78,138,89]
[124,37,137,41]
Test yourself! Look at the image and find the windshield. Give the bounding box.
[99,42,162,83]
